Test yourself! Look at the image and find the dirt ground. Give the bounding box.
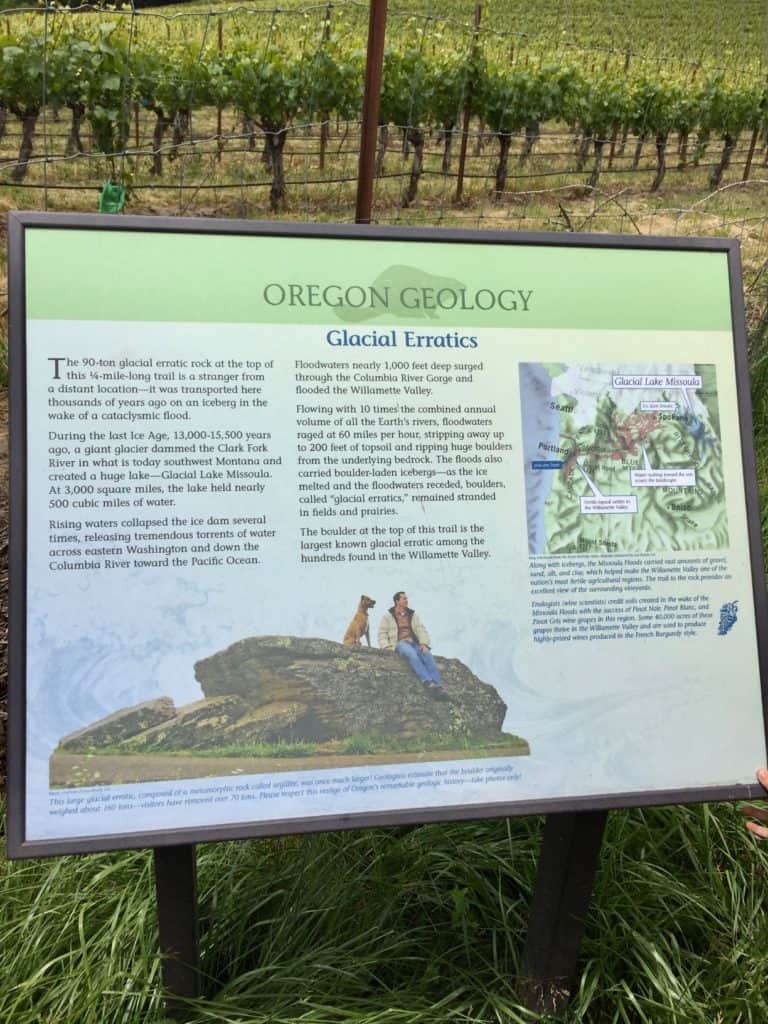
[50,742,530,787]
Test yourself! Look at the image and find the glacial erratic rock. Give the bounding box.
[220,701,326,744]
[123,696,249,751]
[56,636,512,754]
[193,636,507,740]
[58,697,176,752]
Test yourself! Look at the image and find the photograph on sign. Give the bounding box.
[9,216,767,854]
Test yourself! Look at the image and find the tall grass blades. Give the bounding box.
[0,832,163,1022]
[1,803,768,1023]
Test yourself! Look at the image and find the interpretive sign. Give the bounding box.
[8,213,768,857]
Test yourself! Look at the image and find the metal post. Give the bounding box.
[154,844,200,1020]
[455,3,481,204]
[355,0,388,224]
[520,810,608,1016]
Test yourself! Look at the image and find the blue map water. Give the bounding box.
[519,363,561,554]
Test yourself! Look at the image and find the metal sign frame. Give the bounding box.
[8,211,768,859]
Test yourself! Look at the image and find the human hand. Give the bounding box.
[740,768,768,839]
[420,644,429,652]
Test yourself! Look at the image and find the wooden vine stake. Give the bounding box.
[355,0,389,224]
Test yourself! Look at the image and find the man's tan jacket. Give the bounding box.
[378,606,432,650]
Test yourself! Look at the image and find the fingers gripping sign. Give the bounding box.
[741,769,768,839]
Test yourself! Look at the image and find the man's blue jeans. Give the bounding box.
[395,640,442,685]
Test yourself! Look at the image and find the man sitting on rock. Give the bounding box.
[378,591,447,700]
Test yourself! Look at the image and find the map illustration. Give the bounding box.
[520,362,727,555]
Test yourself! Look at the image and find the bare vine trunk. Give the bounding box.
[743,126,759,181]
[375,123,389,176]
[150,109,172,176]
[242,117,256,153]
[576,132,592,172]
[336,121,350,156]
[11,111,39,182]
[401,128,425,207]
[692,131,709,167]
[266,126,288,211]
[677,131,689,169]
[519,120,540,163]
[170,109,191,159]
[66,102,85,156]
[607,126,618,168]
[650,131,668,191]
[631,132,647,170]
[587,137,606,188]
[494,133,512,200]
[709,132,737,190]
[262,132,273,171]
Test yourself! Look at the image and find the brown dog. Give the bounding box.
[343,595,376,647]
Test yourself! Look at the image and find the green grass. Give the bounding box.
[2,802,768,1023]
[328,730,526,756]
[72,738,321,759]
[68,731,527,759]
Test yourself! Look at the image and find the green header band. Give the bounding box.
[25,228,733,331]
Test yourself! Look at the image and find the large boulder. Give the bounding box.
[58,697,175,751]
[193,636,507,740]
[56,637,513,754]
[221,701,324,744]
[124,696,248,751]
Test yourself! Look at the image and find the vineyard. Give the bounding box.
[0,3,766,221]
